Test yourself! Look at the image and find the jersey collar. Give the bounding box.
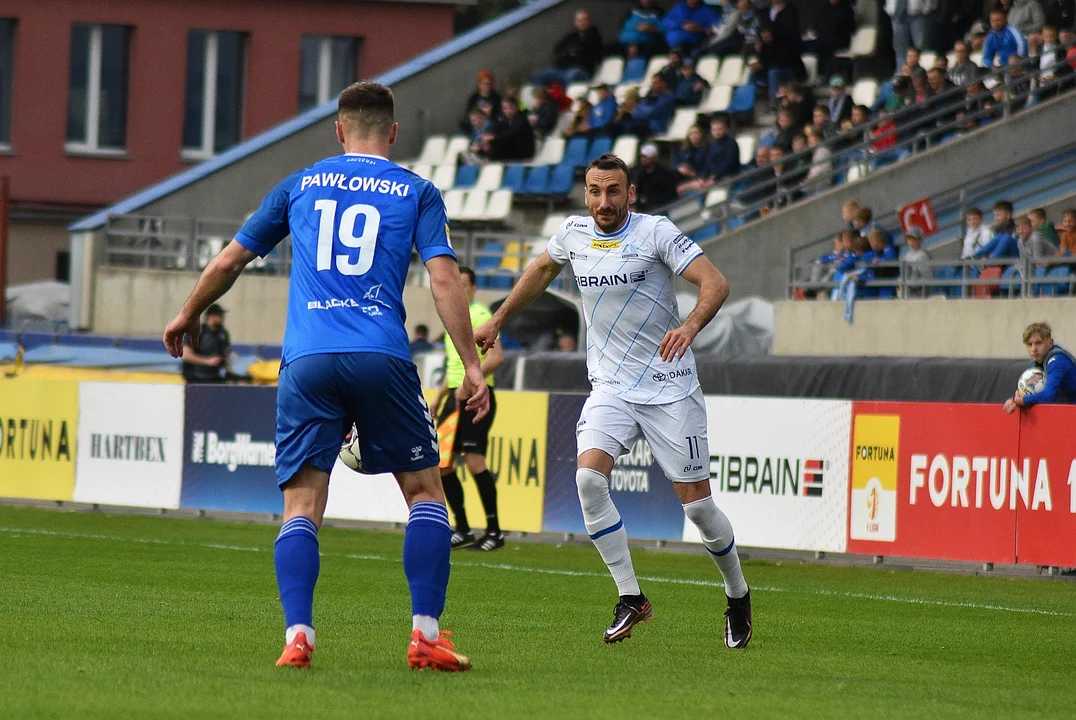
[344,152,389,160]
[593,213,633,239]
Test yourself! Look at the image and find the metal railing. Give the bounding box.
[658,41,1076,240]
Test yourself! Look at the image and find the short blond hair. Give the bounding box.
[1023,322,1052,344]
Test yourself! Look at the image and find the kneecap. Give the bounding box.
[683,498,733,546]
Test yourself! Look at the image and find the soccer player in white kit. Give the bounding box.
[474,154,752,648]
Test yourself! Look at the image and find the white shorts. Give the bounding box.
[576,388,709,482]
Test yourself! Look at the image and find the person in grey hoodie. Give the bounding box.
[1015,213,1058,260]
[997,0,1046,38]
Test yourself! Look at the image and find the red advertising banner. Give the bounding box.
[1013,405,1076,566]
[847,402,1020,564]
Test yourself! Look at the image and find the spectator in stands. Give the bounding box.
[754,1,806,108]
[973,200,1020,258]
[910,67,933,102]
[959,78,991,126]
[739,145,778,212]
[705,114,742,181]
[983,7,1029,68]
[869,108,907,168]
[767,146,801,211]
[633,143,681,211]
[563,97,594,138]
[612,87,642,130]
[181,304,231,384]
[622,72,677,138]
[803,127,835,194]
[673,124,712,189]
[852,205,884,240]
[660,46,688,89]
[941,0,988,52]
[529,86,562,140]
[841,200,863,229]
[826,75,854,125]
[1005,0,1047,38]
[861,227,900,295]
[901,227,933,294]
[779,83,815,129]
[486,97,536,161]
[674,57,711,105]
[663,0,720,55]
[784,133,812,187]
[897,46,926,78]
[1061,27,1076,71]
[409,324,434,356]
[589,84,619,135]
[1055,208,1076,255]
[770,107,800,151]
[1015,213,1059,259]
[810,229,858,296]
[809,0,857,76]
[459,70,502,135]
[532,9,604,87]
[619,0,667,57]
[1035,25,1073,98]
[464,107,494,163]
[1029,207,1060,246]
[556,328,578,352]
[811,104,838,140]
[970,23,989,51]
[1005,321,1076,413]
[838,104,871,150]
[948,40,981,85]
[888,1,914,68]
[702,0,748,57]
[961,207,992,257]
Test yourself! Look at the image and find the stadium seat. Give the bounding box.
[852,80,879,107]
[431,165,457,191]
[621,56,648,83]
[501,164,527,192]
[410,163,433,181]
[454,164,479,188]
[1000,265,1023,295]
[483,189,513,222]
[727,84,756,114]
[416,135,448,165]
[586,135,613,162]
[518,83,537,109]
[845,163,864,182]
[669,197,703,223]
[974,266,1003,297]
[459,189,489,221]
[562,136,590,168]
[612,135,640,165]
[970,51,983,67]
[442,189,466,220]
[716,56,745,86]
[500,240,528,272]
[1041,265,1072,296]
[475,240,506,289]
[593,56,625,86]
[530,136,566,166]
[565,82,589,100]
[919,52,937,70]
[475,162,504,191]
[735,135,755,165]
[704,187,728,207]
[546,163,575,195]
[541,214,568,237]
[839,27,877,58]
[522,165,551,194]
[443,135,470,165]
[645,55,669,82]
[655,108,700,142]
[696,56,720,85]
[700,85,733,112]
[802,54,818,85]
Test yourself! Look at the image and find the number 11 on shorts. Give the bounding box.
[685,435,701,460]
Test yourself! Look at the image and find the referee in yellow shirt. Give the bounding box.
[435,267,505,551]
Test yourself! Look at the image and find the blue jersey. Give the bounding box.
[1024,345,1076,405]
[236,153,454,365]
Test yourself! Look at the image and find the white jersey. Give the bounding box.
[547,212,704,405]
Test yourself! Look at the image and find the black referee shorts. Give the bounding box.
[438,386,497,455]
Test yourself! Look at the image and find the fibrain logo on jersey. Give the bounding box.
[189,430,275,471]
[850,414,900,542]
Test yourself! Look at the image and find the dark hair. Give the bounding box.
[585,153,631,186]
[458,266,477,286]
[414,324,430,337]
[855,206,873,223]
[907,45,920,55]
[1029,207,1047,219]
[852,104,870,116]
[1063,208,1076,217]
[966,206,983,217]
[994,200,1013,213]
[990,4,1007,16]
[338,81,395,137]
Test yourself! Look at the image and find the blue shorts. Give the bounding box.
[275,352,439,486]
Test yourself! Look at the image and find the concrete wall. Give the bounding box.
[773,298,1076,358]
[702,93,1076,302]
[91,266,505,343]
[8,220,70,284]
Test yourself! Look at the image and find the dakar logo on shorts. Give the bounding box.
[307,298,360,311]
[590,239,621,250]
[189,431,276,472]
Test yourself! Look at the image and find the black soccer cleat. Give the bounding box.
[724,589,752,649]
[603,596,653,644]
[450,530,475,550]
[470,531,505,552]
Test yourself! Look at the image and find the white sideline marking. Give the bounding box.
[2,525,1071,618]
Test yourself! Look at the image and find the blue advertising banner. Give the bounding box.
[541,394,686,541]
[180,385,283,514]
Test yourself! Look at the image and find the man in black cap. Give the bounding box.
[181,304,231,383]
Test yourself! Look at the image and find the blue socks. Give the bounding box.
[403,502,452,621]
[274,516,320,638]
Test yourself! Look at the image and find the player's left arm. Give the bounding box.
[660,254,729,362]
[480,335,505,376]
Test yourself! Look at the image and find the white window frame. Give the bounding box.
[65,24,127,157]
[313,37,335,107]
[181,31,238,161]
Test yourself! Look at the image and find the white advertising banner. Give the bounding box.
[324,460,410,523]
[74,383,186,509]
[685,396,852,552]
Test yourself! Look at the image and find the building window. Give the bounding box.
[0,19,13,149]
[182,30,246,160]
[298,35,358,112]
[66,23,130,154]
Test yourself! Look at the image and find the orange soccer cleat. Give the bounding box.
[407,629,472,672]
[276,631,314,668]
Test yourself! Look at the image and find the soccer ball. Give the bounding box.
[1017,368,1046,397]
[338,425,375,474]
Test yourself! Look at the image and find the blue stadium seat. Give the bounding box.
[562,136,589,168]
[18,332,57,349]
[545,163,575,195]
[117,337,166,352]
[1041,265,1072,296]
[475,240,512,290]
[454,164,479,188]
[693,222,721,243]
[622,56,647,83]
[727,84,756,114]
[501,164,527,192]
[585,135,613,163]
[57,334,116,348]
[1000,265,1023,295]
[522,165,551,194]
[934,266,962,296]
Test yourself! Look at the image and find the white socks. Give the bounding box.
[413,614,439,641]
[286,623,316,646]
[682,497,749,599]
[576,468,641,597]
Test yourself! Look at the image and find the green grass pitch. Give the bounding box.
[1,505,1073,719]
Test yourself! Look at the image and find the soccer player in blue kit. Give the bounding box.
[164,82,489,672]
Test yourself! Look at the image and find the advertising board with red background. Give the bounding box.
[1011,405,1076,566]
